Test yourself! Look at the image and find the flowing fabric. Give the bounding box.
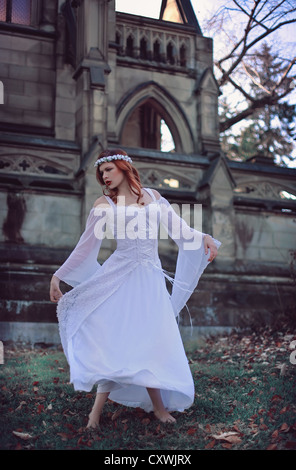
[54,189,221,412]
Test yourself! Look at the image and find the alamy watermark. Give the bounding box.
[290,340,296,365]
[0,341,3,364]
[93,200,204,250]
[0,81,3,105]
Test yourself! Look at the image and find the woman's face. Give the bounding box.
[99,162,125,189]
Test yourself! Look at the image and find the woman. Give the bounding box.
[50,149,221,428]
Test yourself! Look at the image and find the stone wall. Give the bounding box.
[0,1,57,134]
[0,0,295,345]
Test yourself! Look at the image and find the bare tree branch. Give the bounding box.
[206,0,296,135]
[241,60,272,94]
[272,57,296,91]
[216,62,256,102]
[215,0,296,88]
[218,16,296,87]
[219,75,296,132]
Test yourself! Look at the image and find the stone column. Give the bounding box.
[73,0,112,216]
[200,155,236,261]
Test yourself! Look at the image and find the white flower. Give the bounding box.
[94,154,133,167]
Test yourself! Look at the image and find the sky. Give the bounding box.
[115,0,215,26]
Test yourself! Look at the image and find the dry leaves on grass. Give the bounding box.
[211,431,242,444]
[195,330,296,370]
[204,424,244,449]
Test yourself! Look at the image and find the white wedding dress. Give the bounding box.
[55,188,221,412]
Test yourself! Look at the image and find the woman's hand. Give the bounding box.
[204,234,218,262]
[50,275,63,303]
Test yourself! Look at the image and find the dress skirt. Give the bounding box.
[67,262,194,413]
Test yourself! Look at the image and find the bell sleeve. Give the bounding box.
[53,206,107,287]
[159,196,222,318]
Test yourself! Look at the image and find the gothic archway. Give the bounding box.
[120,99,176,152]
[116,81,194,153]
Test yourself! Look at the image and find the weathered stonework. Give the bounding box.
[0,0,295,345]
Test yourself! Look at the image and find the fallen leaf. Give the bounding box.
[37,404,44,414]
[141,418,150,425]
[280,364,288,376]
[271,430,279,441]
[259,419,268,431]
[12,431,34,440]
[186,427,197,436]
[57,432,70,441]
[15,401,27,411]
[266,443,278,450]
[280,406,288,414]
[271,394,283,402]
[205,439,216,449]
[212,431,242,444]
[222,442,233,449]
[279,423,290,433]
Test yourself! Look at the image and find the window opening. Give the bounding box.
[140,37,148,60]
[126,35,134,57]
[0,0,31,25]
[180,44,186,67]
[153,40,161,62]
[160,119,175,152]
[166,42,175,65]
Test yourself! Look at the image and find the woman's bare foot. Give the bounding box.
[154,408,176,424]
[86,391,110,430]
[86,410,100,429]
[147,387,176,424]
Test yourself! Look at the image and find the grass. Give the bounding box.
[0,330,296,451]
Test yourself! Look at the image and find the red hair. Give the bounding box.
[95,149,143,204]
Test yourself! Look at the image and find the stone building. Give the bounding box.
[0,0,295,345]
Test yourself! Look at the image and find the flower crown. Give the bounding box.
[94,154,133,167]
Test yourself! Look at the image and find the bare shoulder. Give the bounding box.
[151,189,161,200]
[93,195,108,208]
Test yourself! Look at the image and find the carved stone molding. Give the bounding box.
[234,180,296,201]
[137,166,198,191]
[116,13,195,69]
[0,153,73,178]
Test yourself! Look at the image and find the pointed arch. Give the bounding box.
[166,41,176,65]
[140,36,148,60]
[126,33,135,57]
[116,81,194,153]
[179,43,187,67]
[153,39,161,62]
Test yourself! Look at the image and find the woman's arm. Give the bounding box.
[157,191,222,317]
[49,202,108,300]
